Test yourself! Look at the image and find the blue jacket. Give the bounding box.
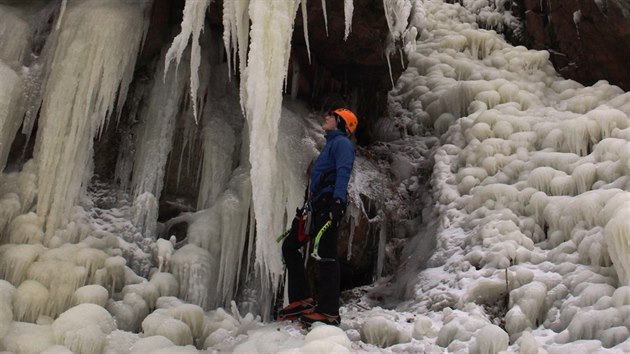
[309,130,355,204]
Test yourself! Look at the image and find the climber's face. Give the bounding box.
[322,112,338,131]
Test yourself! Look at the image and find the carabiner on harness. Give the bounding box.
[310,220,332,260]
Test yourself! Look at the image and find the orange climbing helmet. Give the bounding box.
[332,108,358,134]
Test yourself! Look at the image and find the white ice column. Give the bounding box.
[34,0,148,238]
[244,0,301,297]
[0,62,23,172]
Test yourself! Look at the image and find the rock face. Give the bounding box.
[291,0,401,129]
[522,0,630,90]
[208,0,400,142]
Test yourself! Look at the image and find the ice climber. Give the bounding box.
[278,108,358,327]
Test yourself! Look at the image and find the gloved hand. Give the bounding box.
[330,198,345,224]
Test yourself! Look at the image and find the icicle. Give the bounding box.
[164,0,211,124]
[236,0,251,113]
[321,0,329,37]
[301,0,312,63]
[386,48,395,89]
[382,0,413,88]
[344,0,354,40]
[222,0,237,76]
[34,0,147,237]
[220,0,252,112]
[375,215,387,280]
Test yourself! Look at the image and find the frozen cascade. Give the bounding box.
[0,62,24,172]
[130,48,188,203]
[164,0,211,124]
[174,167,252,310]
[159,24,259,313]
[34,0,149,238]
[384,0,630,349]
[2,0,630,351]
[17,2,75,149]
[244,0,303,306]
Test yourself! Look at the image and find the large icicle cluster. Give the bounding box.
[164,0,211,124]
[34,0,149,238]
[165,0,313,309]
[244,0,304,300]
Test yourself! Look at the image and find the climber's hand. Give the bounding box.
[330,198,345,224]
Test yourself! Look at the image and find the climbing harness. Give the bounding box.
[276,201,312,243]
[310,220,332,261]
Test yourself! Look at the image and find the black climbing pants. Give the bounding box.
[281,193,341,316]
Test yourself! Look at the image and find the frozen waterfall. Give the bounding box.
[34,0,149,238]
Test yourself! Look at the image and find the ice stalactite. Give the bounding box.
[322,0,329,36]
[301,0,312,62]
[165,0,211,124]
[0,62,23,172]
[244,0,303,309]
[222,0,250,81]
[33,0,149,238]
[382,0,417,87]
[344,0,354,40]
[222,0,236,75]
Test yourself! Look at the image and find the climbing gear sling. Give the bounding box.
[276,228,291,243]
[310,220,332,261]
